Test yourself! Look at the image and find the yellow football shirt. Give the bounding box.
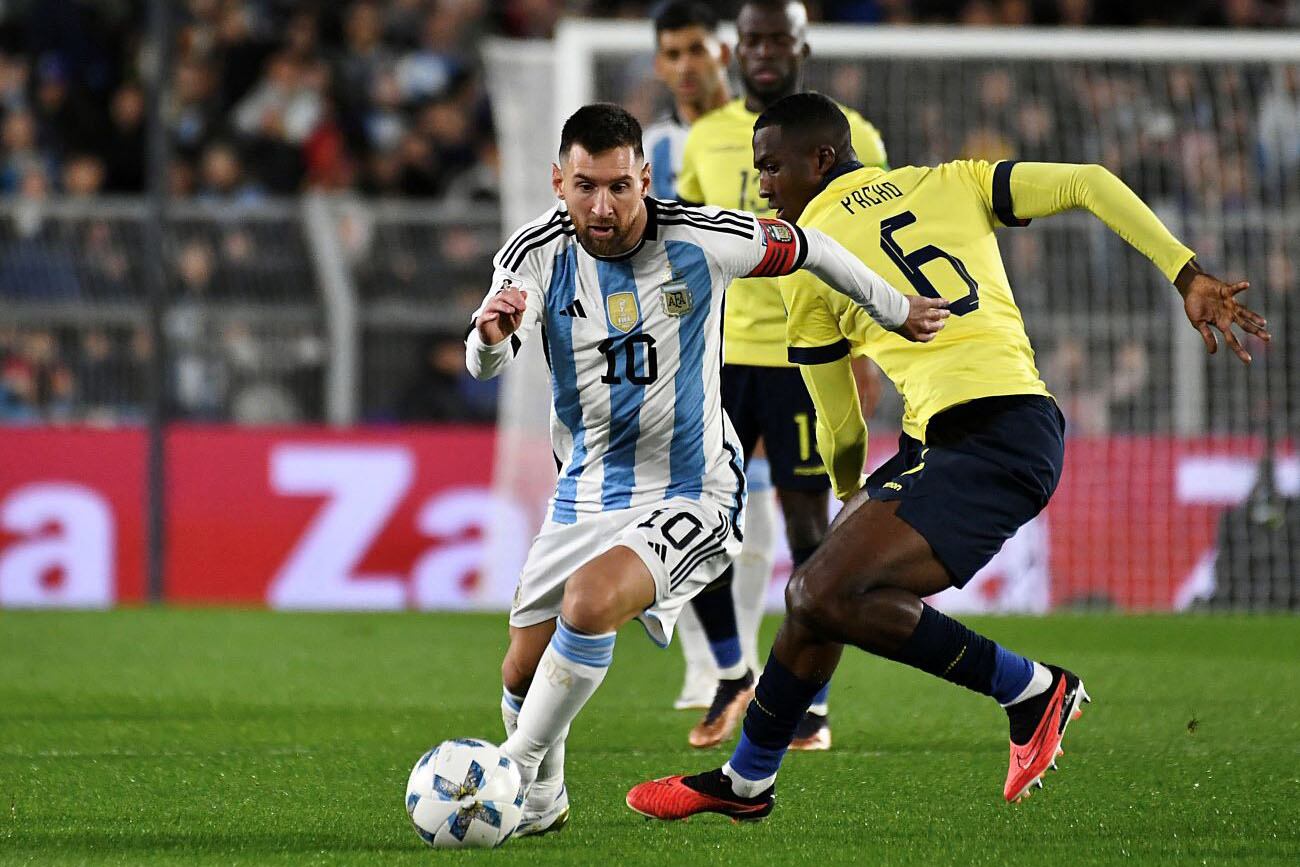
[677,97,888,367]
[781,160,1196,499]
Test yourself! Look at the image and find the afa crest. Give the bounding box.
[660,279,693,317]
[606,291,640,333]
[762,220,794,244]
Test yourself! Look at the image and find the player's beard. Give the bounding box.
[577,219,633,257]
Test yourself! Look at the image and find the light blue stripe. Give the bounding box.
[664,240,711,500]
[548,247,584,524]
[746,455,773,493]
[596,258,644,511]
[501,688,523,712]
[552,619,616,668]
[650,134,675,199]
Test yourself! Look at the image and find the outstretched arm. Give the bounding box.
[798,226,950,342]
[999,161,1270,363]
[743,216,949,342]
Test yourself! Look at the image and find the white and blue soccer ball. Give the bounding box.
[405,738,525,848]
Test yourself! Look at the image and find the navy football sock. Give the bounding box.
[727,651,827,783]
[887,603,1033,704]
[691,570,743,674]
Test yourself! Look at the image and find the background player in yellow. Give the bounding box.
[644,1,746,715]
[626,92,1270,820]
[673,0,889,754]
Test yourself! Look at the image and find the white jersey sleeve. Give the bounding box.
[668,203,909,331]
[466,206,570,379]
[653,202,804,283]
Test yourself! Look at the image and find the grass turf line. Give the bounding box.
[1,610,1297,866]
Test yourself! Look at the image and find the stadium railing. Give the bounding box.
[0,196,500,425]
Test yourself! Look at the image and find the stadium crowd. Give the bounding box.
[0,0,1295,427]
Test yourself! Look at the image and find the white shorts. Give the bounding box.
[510,496,743,647]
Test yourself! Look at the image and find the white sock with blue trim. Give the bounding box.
[502,619,614,790]
[502,686,567,808]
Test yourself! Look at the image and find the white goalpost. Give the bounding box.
[483,23,1300,612]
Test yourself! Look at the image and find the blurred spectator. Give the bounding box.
[103,83,146,193]
[397,332,494,422]
[61,153,105,197]
[30,53,99,159]
[232,51,327,191]
[1,109,46,193]
[197,141,264,204]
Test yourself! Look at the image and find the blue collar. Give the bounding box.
[816,159,864,196]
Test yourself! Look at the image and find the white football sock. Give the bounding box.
[502,620,614,791]
[502,686,567,806]
[1002,661,1053,707]
[722,761,776,798]
[674,604,718,696]
[733,484,776,674]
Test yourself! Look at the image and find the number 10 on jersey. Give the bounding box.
[598,334,659,385]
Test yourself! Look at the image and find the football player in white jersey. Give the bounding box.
[467,103,948,837]
[644,2,730,200]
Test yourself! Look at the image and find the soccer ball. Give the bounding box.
[404,738,525,848]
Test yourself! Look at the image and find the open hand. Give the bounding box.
[893,295,951,343]
[476,284,527,346]
[1180,272,1270,364]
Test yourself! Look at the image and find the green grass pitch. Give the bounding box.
[2,610,1297,865]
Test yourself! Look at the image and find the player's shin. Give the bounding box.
[788,544,832,717]
[885,602,1049,705]
[733,480,776,674]
[722,647,832,798]
[691,572,747,680]
[673,607,718,709]
[502,619,615,791]
[502,686,568,802]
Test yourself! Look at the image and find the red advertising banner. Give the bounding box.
[0,428,148,606]
[164,425,501,608]
[1,426,1293,611]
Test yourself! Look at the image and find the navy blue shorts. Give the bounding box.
[866,395,1065,587]
[722,364,831,493]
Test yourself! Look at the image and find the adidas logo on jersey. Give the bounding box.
[560,299,587,318]
[648,542,668,562]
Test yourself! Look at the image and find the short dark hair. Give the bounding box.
[754,92,851,153]
[652,1,718,36]
[559,103,644,161]
[741,0,806,18]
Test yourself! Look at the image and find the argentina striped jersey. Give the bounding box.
[472,197,807,525]
[643,113,689,200]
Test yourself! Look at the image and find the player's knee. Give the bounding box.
[785,566,837,632]
[501,651,536,695]
[560,577,626,635]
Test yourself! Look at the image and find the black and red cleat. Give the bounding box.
[626,769,774,822]
[1004,664,1091,802]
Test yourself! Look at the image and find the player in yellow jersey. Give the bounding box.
[674,0,889,754]
[626,93,1270,819]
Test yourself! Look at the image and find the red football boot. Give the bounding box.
[1004,664,1091,802]
[626,769,774,821]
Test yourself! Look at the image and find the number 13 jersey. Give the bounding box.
[473,197,807,525]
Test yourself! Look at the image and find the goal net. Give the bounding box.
[484,24,1300,612]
